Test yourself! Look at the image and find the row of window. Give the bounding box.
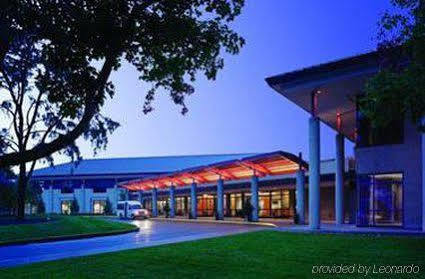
[144,190,293,218]
[61,200,106,214]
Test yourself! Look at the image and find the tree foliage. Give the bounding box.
[104,198,113,215]
[0,0,245,167]
[70,198,79,215]
[36,198,45,215]
[0,0,245,219]
[0,169,16,214]
[360,0,425,131]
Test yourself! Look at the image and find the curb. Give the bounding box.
[0,227,140,247]
[151,217,277,228]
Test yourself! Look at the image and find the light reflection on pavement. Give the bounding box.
[0,219,263,268]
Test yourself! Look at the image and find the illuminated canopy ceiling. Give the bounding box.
[120,151,307,191]
[266,51,380,142]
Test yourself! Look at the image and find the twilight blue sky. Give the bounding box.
[54,1,393,166]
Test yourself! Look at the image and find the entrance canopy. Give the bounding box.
[266,51,380,141]
[120,151,307,191]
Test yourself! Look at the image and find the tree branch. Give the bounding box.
[24,90,44,147]
[0,53,117,167]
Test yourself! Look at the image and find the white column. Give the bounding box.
[190,182,197,219]
[309,117,321,229]
[139,190,144,206]
[169,185,175,218]
[114,181,118,213]
[250,175,259,222]
[216,179,224,220]
[152,188,158,217]
[81,182,86,213]
[335,133,345,225]
[296,169,305,224]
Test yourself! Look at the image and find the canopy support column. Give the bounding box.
[250,175,259,222]
[309,116,321,229]
[190,182,197,219]
[169,185,175,218]
[152,188,158,217]
[216,179,224,220]
[139,190,144,206]
[335,133,345,225]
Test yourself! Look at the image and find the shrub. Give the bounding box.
[36,199,45,214]
[104,198,113,215]
[70,198,79,215]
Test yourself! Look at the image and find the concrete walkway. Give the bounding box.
[275,223,425,236]
[0,219,262,268]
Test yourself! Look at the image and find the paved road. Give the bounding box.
[0,220,262,268]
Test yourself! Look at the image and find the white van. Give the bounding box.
[117,201,150,219]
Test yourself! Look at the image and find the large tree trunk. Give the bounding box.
[16,162,27,220]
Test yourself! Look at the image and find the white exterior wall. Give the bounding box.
[42,187,119,214]
[106,187,118,212]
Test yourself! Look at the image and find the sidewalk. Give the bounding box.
[152,216,425,236]
[151,216,277,227]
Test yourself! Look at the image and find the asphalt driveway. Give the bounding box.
[0,219,263,268]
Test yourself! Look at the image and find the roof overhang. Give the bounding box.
[120,151,307,191]
[266,52,380,141]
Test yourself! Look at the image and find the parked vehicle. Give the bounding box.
[117,201,150,219]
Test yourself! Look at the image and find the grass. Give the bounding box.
[2,230,424,278]
[0,215,136,245]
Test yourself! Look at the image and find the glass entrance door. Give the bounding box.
[358,173,403,227]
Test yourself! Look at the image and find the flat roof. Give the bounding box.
[120,151,307,191]
[266,51,380,141]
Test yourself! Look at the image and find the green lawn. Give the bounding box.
[0,216,136,245]
[2,230,424,278]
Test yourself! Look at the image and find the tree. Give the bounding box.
[104,198,113,215]
[26,181,43,213]
[0,1,245,219]
[36,198,45,215]
[0,169,16,215]
[360,0,425,131]
[70,198,79,215]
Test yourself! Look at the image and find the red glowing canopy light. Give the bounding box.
[119,151,307,191]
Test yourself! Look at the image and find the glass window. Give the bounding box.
[259,192,271,217]
[358,173,403,227]
[129,204,141,210]
[61,200,71,215]
[93,200,106,214]
[229,193,243,217]
[197,195,215,217]
[176,197,187,216]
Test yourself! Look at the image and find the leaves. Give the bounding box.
[360,0,425,131]
[0,0,245,167]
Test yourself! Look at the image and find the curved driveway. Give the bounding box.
[0,220,262,268]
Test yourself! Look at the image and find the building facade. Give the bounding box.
[33,154,352,222]
[33,154,258,215]
[32,51,425,231]
[266,51,425,230]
